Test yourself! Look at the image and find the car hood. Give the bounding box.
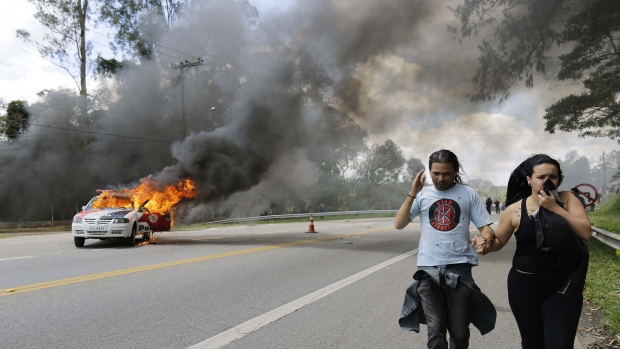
[74,209,134,219]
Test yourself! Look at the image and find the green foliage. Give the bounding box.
[586,194,620,334]
[356,139,406,185]
[313,105,368,177]
[557,150,592,189]
[98,0,183,58]
[450,0,567,103]
[94,56,127,77]
[583,237,620,334]
[468,178,506,202]
[452,0,620,141]
[544,62,620,140]
[589,194,620,232]
[403,157,425,184]
[0,100,30,139]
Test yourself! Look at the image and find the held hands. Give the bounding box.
[472,235,489,255]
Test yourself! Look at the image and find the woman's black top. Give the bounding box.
[512,199,559,274]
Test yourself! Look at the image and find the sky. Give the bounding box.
[0,0,618,189]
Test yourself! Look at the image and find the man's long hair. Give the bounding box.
[505,154,564,207]
[428,149,466,185]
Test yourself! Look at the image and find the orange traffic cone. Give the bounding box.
[306,214,317,233]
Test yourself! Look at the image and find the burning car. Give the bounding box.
[71,178,196,247]
[71,191,171,247]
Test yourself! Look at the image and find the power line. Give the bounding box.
[5,0,36,11]
[0,138,172,151]
[0,62,31,71]
[150,40,200,60]
[29,124,175,143]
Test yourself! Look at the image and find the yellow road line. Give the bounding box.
[1,228,391,297]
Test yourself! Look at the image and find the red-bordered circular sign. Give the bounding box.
[573,183,599,207]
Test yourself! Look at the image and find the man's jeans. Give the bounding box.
[418,276,472,349]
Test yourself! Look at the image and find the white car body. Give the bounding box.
[71,196,170,247]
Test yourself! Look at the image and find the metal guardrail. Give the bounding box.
[591,226,620,251]
[207,210,398,224]
[208,214,620,251]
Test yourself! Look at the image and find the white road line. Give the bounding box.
[187,248,419,349]
[0,256,35,262]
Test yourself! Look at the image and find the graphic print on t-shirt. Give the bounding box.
[429,199,461,231]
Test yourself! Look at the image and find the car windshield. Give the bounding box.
[84,196,132,210]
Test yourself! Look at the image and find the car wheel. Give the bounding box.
[74,236,85,247]
[143,232,151,242]
[126,225,136,247]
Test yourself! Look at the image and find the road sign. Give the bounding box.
[574,183,599,207]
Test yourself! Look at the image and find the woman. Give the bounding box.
[474,154,591,348]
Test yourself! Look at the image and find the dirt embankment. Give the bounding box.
[578,300,620,349]
[0,221,71,236]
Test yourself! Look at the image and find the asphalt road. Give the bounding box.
[0,217,564,348]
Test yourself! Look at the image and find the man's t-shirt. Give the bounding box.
[408,183,493,267]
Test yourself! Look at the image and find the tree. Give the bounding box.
[468,178,506,202]
[591,150,620,188]
[17,0,92,98]
[312,105,367,178]
[0,100,31,139]
[403,157,425,184]
[356,139,406,185]
[451,0,620,141]
[98,0,183,59]
[556,150,592,190]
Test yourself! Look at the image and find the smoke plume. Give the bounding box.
[0,0,544,221]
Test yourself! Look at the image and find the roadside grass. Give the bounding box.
[584,239,620,334]
[585,194,620,335]
[589,193,620,233]
[0,225,71,238]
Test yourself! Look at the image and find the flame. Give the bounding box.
[92,177,196,220]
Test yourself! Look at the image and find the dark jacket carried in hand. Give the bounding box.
[537,207,589,301]
[399,264,496,335]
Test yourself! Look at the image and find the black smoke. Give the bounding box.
[0,0,496,221]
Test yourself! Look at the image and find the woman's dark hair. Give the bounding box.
[505,154,564,206]
[428,149,466,185]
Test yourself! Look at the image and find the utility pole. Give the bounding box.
[603,151,608,202]
[171,58,203,140]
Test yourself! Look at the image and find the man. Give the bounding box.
[395,149,496,349]
[485,197,493,214]
[571,187,587,208]
[494,198,500,214]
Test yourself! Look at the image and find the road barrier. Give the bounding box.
[591,226,620,251]
[207,210,398,225]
